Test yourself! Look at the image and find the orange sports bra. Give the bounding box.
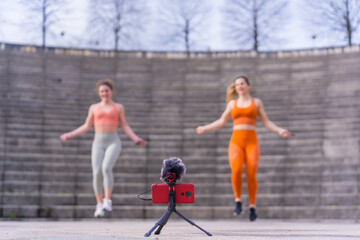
[231,99,258,126]
[94,102,119,128]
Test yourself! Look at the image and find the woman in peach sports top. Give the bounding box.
[60,79,146,217]
[196,76,291,221]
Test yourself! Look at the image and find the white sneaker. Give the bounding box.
[102,198,112,212]
[94,203,105,217]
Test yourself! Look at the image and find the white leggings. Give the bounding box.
[91,132,121,194]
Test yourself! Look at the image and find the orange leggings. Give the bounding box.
[228,130,260,205]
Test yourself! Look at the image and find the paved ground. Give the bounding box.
[1,218,360,240]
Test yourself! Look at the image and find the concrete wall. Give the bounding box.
[0,43,359,220]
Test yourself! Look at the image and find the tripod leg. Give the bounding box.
[144,210,172,237]
[175,210,212,236]
[154,211,171,235]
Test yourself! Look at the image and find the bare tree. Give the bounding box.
[223,0,288,52]
[0,8,4,38]
[0,0,13,39]
[156,0,210,54]
[87,0,147,51]
[21,0,68,48]
[305,0,360,46]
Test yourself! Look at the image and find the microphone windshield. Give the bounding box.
[160,157,186,183]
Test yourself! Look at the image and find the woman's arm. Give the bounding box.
[118,104,147,146]
[60,105,95,141]
[256,99,291,138]
[196,100,233,134]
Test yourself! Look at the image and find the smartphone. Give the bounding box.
[151,183,194,204]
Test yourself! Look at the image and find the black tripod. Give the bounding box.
[144,182,212,237]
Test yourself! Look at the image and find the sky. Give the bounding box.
[0,0,355,52]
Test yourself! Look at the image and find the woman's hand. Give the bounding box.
[278,129,291,138]
[60,133,71,141]
[135,138,147,146]
[196,126,205,134]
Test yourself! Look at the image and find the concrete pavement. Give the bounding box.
[1,218,360,240]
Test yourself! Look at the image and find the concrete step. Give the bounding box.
[4,159,356,176]
[6,168,355,188]
[2,181,147,194]
[6,179,343,196]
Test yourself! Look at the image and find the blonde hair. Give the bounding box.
[226,76,250,103]
[96,79,114,93]
[226,83,237,104]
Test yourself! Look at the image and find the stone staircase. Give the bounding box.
[0,44,359,220]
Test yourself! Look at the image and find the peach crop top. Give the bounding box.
[94,102,119,128]
[231,99,258,126]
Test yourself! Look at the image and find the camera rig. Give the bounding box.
[144,157,212,237]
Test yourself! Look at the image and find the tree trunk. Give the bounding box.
[253,7,258,52]
[185,20,190,57]
[42,0,47,48]
[345,1,352,46]
[114,28,119,51]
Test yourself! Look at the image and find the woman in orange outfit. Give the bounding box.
[196,76,291,221]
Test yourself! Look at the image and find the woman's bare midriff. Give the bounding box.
[95,126,118,133]
[233,124,256,130]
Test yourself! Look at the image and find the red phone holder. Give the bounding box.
[151,183,194,204]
